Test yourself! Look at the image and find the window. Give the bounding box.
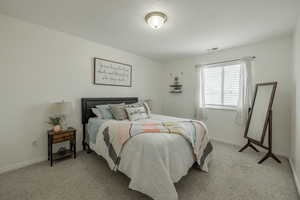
[203,63,241,108]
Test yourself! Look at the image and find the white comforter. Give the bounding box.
[93,114,206,200]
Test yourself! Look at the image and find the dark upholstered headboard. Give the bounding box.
[81,97,138,151]
[81,97,138,124]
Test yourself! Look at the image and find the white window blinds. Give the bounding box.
[203,63,241,107]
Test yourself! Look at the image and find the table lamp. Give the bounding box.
[54,101,74,130]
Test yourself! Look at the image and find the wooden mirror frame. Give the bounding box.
[239,81,281,164]
[244,82,277,144]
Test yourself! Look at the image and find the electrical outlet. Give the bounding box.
[32,140,38,146]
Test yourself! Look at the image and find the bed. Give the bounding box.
[81,97,212,200]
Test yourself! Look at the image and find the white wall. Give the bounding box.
[0,14,164,173]
[291,16,300,192]
[162,36,293,157]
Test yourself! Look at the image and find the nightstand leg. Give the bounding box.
[50,138,53,167]
[48,135,50,160]
[74,135,76,159]
[70,140,73,151]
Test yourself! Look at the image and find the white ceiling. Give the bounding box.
[0,0,299,62]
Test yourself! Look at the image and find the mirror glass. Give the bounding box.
[247,85,274,141]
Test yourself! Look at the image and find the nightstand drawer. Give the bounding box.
[52,132,74,143]
[53,132,73,139]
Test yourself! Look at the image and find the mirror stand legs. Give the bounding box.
[258,152,281,164]
[239,141,260,152]
[239,139,281,164]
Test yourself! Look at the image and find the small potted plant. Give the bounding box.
[47,116,62,132]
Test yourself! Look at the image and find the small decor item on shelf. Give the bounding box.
[47,116,62,132]
[169,76,183,93]
[57,147,67,156]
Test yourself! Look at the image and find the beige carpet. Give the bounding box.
[0,141,298,200]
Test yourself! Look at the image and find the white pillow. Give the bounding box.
[91,108,103,118]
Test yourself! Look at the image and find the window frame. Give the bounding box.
[203,61,242,110]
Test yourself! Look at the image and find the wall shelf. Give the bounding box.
[169,76,183,93]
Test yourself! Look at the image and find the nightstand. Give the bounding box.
[47,128,76,167]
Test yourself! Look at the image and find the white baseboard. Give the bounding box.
[210,137,241,148]
[0,156,46,174]
[289,158,300,196]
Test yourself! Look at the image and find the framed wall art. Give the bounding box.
[94,57,132,87]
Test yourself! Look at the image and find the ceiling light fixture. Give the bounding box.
[145,11,167,30]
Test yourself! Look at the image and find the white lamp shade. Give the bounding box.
[55,101,73,116]
[54,101,74,128]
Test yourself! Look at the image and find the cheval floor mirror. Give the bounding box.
[239,82,281,164]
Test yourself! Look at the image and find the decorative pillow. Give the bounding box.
[127,102,151,115]
[91,108,103,118]
[125,106,149,121]
[110,103,128,120]
[143,102,151,115]
[95,105,113,119]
